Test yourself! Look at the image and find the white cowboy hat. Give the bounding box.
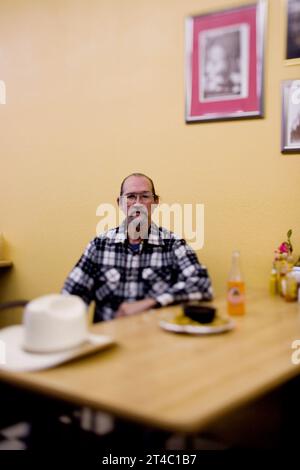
[0,294,114,372]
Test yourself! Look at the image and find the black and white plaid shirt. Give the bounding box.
[62,222,213,322]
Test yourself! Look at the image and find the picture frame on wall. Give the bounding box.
[286,0,300,61]
[281,80,300,153]
[185,1,267,122]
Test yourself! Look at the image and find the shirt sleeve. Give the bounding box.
[148,239,213,307]
[61,240,98,306]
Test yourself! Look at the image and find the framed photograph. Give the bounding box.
[286,0,300,61]
[281,80,300,153]
[185,1,267,122]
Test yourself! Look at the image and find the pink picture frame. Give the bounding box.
[185,1,267,122]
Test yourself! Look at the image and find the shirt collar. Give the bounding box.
[112,221,163,246]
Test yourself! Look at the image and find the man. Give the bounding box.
[62,173,213,322]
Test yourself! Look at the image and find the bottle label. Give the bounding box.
[228,286,245,304]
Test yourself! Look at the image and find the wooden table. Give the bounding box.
[1,290,300,433]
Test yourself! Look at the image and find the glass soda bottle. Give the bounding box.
[227,250,245,315]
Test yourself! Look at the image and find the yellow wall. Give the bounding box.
[1,0,300,309]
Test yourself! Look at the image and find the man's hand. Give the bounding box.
[115,298,157,318]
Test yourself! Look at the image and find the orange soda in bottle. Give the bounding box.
[227,250,245,315]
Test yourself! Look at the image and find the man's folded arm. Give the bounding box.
[148,239,213,307]
[61,241,97,306]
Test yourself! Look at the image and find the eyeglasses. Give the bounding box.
[121,192,155,203]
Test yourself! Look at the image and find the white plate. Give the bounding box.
[159,314,235,335]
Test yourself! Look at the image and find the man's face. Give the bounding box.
[118,176,157,238]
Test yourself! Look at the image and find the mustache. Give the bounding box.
[126,204,149,239]
[127,204,148,219]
